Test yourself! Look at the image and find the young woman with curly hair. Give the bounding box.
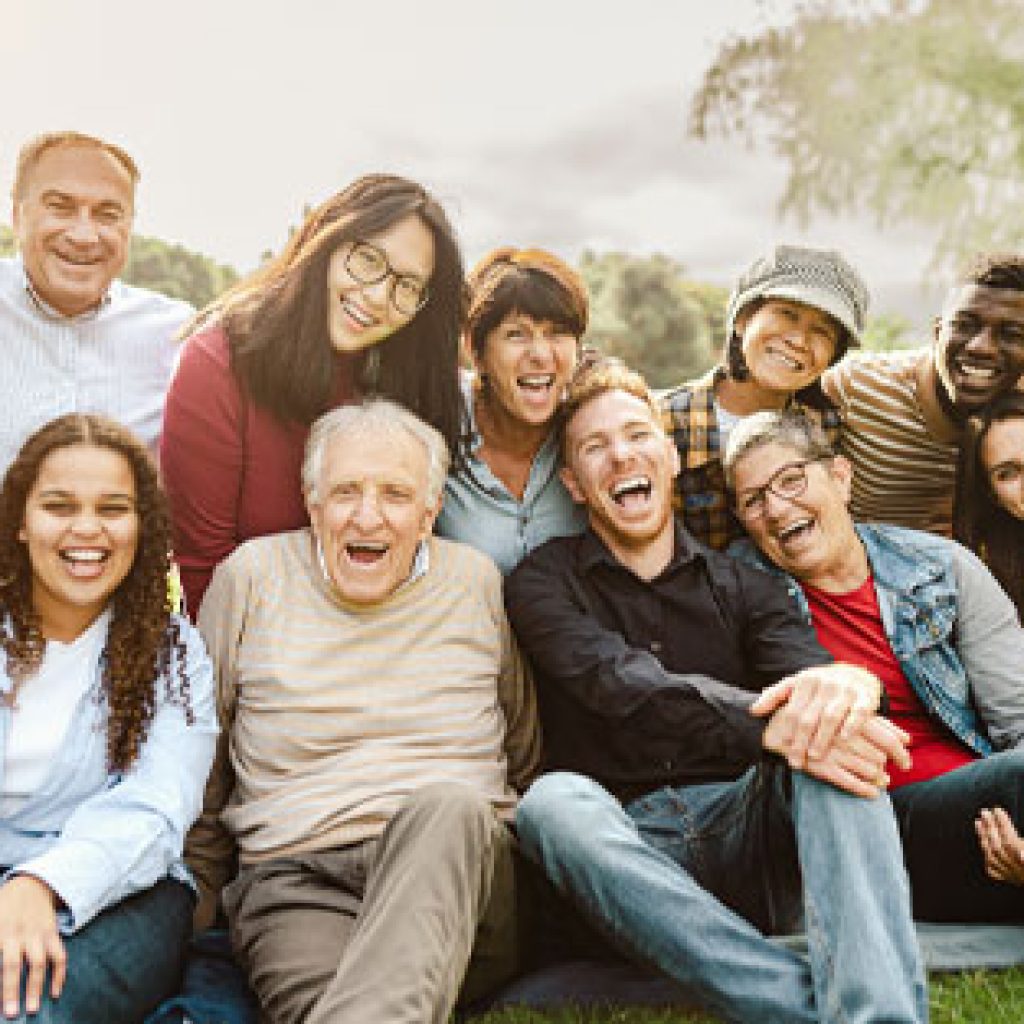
[954,391,1024,617]
[0,414,217,1024]
[161,173,467,614]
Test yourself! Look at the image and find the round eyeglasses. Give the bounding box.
[734,458,828,520]
[345,240,430,317]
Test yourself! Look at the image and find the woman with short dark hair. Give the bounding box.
[435,247,589,573]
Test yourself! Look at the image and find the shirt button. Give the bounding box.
[650,640,662,654]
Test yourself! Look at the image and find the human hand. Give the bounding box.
[755,662,885,768]
[795,715,911,798]
[976,807,1024,885]
[0,875,65,1018]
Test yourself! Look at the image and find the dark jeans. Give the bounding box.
[892,748,1024,922]
[9,878,192,1024]
[143,930,259,1024]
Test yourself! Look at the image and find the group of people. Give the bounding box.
[1,128,1024,1024]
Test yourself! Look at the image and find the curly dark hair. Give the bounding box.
[953,392,1024,616]
[0,415,193,771]
[188,173,467,462]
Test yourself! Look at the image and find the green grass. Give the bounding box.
[469,968,1024,1023]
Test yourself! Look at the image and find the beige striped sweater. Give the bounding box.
[185,530,539,915]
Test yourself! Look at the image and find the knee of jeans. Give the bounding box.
[516,773,616,856]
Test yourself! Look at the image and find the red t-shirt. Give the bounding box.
[801,576,976,788]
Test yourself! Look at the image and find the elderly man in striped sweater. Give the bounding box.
[185,399,540,1024]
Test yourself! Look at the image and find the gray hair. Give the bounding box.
[722,410,835,489]
[302,399,450,507]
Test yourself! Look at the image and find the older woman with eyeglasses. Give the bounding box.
[161,174,466,615]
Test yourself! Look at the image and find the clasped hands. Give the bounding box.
[756,662,910,799]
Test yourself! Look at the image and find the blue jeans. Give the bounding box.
[892,748,1024,922]
[9,878,192,1024]
[516,766,928,1024]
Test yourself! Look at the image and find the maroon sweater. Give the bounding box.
[160,326,355,616]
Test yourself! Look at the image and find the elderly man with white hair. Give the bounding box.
[185,399,539,1024]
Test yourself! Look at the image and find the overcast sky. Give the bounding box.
[3,0,946,327]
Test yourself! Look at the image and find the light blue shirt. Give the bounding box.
[0,615,218,934]
[436,380,586,575]
[0,256,193,472]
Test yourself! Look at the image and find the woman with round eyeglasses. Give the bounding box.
[434,248,589,574]
[954,391,1024,616]
[161,174,466,615]
[661,244,868,551]
[0,414,216,1024]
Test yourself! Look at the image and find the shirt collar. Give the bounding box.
[578,517,705,578]
[18,255,113,322]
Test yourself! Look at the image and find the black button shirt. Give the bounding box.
[505,521,832,801]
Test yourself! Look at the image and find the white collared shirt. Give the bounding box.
[0,256,193,471]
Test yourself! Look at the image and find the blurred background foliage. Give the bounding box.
[690,0,1024,268]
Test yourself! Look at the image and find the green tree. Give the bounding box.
[579,251,723,388]
[861,312,915,352]
[0,225,238,308]
[690,0,1024,265]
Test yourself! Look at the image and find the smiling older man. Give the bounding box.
[0,131,193,470]
[506,358,927,1024]
[725,409,1024,924]
[184,399,539,1024]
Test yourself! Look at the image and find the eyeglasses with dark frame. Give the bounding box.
[344,240,430,317]
[734,457,829,520]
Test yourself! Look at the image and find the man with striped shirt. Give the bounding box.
[822,253,1024,535]
[186,400,540,1024]
[0,131,192,471]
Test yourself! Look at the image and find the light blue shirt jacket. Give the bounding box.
[435,376,586,575]
[0,615,218,933]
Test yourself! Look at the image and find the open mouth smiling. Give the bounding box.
[610,476,652,507]
[340,298,378,328]
[345,541,388,565]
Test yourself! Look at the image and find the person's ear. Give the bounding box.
[559,465,586,505]
[829,455,854,505]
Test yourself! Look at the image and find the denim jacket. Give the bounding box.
[0,615,218,933]
[732,523,994,756]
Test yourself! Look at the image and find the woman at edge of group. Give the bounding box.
[160,173,466,616]
[434,247,589,574]
[954,390,1024,617]
[660,243,869,551]
[0,414,217,1024]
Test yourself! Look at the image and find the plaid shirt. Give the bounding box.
[659,366,842,551]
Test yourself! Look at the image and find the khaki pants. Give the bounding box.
[224,783,520,1024]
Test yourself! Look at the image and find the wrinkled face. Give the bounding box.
[475,312,579,428]
[325,213,434,353]
[934,284,1024,413]
[13,145,134,317]
[561,389,679,559]
[20,444,139,639]
[306,428,437,605]
[736,299,840,394]
[981,416,1024,521]
[732,441,858,588]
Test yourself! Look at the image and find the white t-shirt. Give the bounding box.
[1,610,110,814]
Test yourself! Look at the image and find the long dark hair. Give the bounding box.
[193,174,466,458]
[953,392,1024,615]
[0,415,193,771]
